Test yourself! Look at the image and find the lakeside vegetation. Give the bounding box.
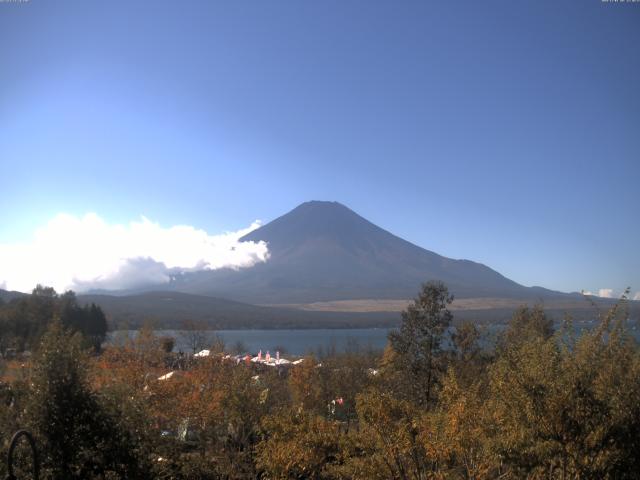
[1,282,639,479]
[0,285,107,355]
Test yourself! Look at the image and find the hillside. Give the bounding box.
[0,288,27,303]
[77,291,398,329]
[76,290,635,330]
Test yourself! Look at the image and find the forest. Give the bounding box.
[0,285,108,354]
[0,282,639,479]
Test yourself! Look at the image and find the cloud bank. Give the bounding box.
[598,288,614,299]
[583,289,640,301]
[0,213,269,293]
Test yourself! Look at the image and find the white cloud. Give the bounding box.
[633,292,640,301]
[72,257,174,292]
[582,289,624,299]
[598,288,614,298]
[0,213,269,293]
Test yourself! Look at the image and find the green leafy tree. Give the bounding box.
[27,321,144,479]
[59,291,108,351]
[450,321,485,388]
[0,286,107,353]
[499,304,554,350]
[387,281,453,407]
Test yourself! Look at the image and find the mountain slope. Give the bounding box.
[170,201,567,303]
[77,291,397,329]
[0,288,27,303]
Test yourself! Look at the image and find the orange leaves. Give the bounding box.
[257,410,345,480]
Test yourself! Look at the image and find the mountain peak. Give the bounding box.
[240,200,377,248]
[286,200,358,219]
[298,200,345,207]
[177,201,558,303]
[294,200,349,210]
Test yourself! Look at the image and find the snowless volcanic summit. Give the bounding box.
[168,201,566,304]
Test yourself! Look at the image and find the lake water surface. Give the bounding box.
[109,320,639,356]
[109,328,393,355]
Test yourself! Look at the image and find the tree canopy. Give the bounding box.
[0,285,108,354]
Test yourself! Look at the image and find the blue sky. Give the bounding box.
[0,0,639,296]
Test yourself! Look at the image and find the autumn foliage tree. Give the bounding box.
[3,282,640,480]
[487,298,640,479]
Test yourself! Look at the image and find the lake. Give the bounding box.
[108,320,640,356]
[109,328,393,356]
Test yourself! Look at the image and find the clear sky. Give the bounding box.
[0,0,639,296]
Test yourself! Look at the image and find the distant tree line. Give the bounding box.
[0,285,108,354]
[0,281,638,479]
